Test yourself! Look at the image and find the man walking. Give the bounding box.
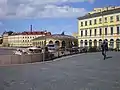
[101,40,108,60]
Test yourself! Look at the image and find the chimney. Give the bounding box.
[30,25,32,32]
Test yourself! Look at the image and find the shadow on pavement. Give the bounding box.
[106,56,112,59]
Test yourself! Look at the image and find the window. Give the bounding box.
[105,17,107,23]
[81,22,83,26]
[105,28,107,35]
[89,20,92,25]
[99,28,102,35]
[117,26,119,34]
[94,29,97,36]
[85,40,88,46]
[81,30,83,37]
[85,21,87,26]
[111,27,113,35]
[94,19,97,24]
[110,16,113,22]
[90,29,92,36]
[99,18,102,24]
[85,30,87,36]
[116,15,120,21]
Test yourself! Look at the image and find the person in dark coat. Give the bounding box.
[101,40,108,60]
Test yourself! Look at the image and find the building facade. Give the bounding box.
[0,36,2,46]
[72,32,78,39]
[2,31,51,47]
[78,6,120,49]
[32,34,78,48]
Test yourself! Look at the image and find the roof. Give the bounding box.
[77,8,120,20]
[10,31,51,36]
[32,34,77,41]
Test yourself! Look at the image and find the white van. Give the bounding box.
[47,44,59,53]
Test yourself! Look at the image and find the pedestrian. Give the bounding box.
[101,40,108,60]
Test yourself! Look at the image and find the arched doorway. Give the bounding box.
[110,39,114,49]
[94,39,97,47]
[99,39,102,48]
[55,41,60,46]
[80,40,83,47]
[49,40,53,44]
[105,39,108,43]
[116,39,120,49]
[62,41,66,48]
[89,40,92,47]
[84,40,88,47]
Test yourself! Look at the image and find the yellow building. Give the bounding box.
[77,6,120,49]
[0,36,2,46]
[72,32,78,39]
[32,34,77,48]
[2,31,51,47]
[2,33,9,47]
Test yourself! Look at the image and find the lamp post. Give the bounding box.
[43,31,47,62]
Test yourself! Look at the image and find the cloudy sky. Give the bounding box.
[0,0,120,35]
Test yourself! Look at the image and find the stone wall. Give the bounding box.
[0,53,43,65]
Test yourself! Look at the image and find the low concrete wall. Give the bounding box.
[0,50,79,65]
[0,53,43,65]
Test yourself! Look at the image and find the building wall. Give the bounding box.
[78,10,120,49]
[32,37,77,48]
[72,32,78,39]
[2,34,9,46]
[32,38,62,47]
[8,35,44,47]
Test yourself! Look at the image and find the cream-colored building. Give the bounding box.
[72,32,78,39]
[2,31,51,47]
[0,36,2,46]
[78,6,120,49]
[32,34,78,48]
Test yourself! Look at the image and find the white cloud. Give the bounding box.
[0,0,92,19]
[46,24,76,35]
[37,5,88,18]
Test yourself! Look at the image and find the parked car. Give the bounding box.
[13,47,42,55]
[47,44,59,53]
[70,46,79,54]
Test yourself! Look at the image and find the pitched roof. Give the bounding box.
[32,34,77,41]
[10,31,51,36]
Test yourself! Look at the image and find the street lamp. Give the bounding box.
[43,31,47,62]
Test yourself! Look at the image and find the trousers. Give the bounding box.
[102,50,106,59]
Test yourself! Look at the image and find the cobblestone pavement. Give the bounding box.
[0,51,120,90]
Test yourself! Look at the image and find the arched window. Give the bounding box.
[80,40,83,47]
[62,41,66,48]
[110,39,114,49]
[116,39,120,49]
[89,40,92,47]
[84,40,88,46]
[94,39,97,47]
[49,40,53,44]
[55,41,60,46]
[99,39,102,48]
